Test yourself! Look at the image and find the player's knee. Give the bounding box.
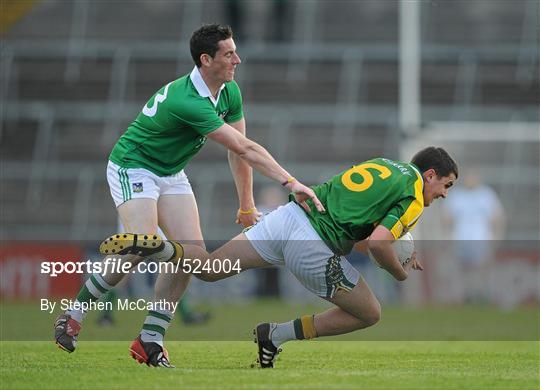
[353,301,380,328]
[362,302,381,327]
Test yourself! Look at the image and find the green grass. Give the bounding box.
[1,301,539,388]
[2,301,539,341]
[1,341,538,389]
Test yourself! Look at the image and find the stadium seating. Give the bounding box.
[1,0,538,241]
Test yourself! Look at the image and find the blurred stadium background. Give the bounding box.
[1,0,539,318]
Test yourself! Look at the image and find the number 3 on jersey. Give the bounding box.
[142,82,171,117]
[342,163,392,192]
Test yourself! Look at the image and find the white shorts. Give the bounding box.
[106,161,193,207]
[245,202,360,298]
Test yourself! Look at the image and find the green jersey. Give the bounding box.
[299,158,425,255]
[109,67,244,176]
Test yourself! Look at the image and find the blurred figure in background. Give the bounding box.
[443,168,506,303]
[225,0,291,43]
[268,0,291,42]
[225,0,245,42]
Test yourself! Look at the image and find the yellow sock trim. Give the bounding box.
[169,241,184,263]
[300,315,318,339]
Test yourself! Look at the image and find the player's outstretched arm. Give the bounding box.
[367,226,408,281]
[207,124,325,213]
[227,118,261,227]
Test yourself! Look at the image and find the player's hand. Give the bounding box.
[404,251,424,271]
[235,207,262,228]
[287,180,326,213]
[411,258,424,271]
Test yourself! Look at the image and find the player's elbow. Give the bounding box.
[228,138,252,156]
[236,140,260,160]
[394,273,407,282]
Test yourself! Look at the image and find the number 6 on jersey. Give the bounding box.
[342,163,392,192]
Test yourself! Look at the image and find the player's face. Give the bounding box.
[422,170,456,207]
[210,38,241,83]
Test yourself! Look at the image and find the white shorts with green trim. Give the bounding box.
[106,161,193,207]
[245,202,360,298]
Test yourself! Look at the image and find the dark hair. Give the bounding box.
[190,24,233,67]
[411,147,459,179]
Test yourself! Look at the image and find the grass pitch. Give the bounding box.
[1,302,539,388]
[1,341,538,389]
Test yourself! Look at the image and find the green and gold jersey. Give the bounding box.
[298,158,425,255]
[109,67,243,176]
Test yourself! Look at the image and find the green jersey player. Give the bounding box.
[54,24,324,366]
[303,157,426,256]
[108,66,244,177]
[100,146,458,368]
